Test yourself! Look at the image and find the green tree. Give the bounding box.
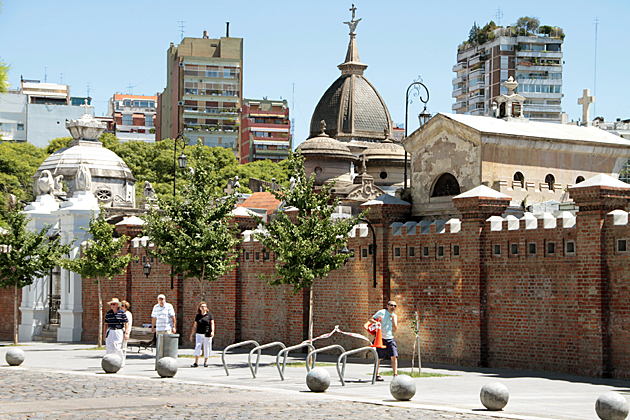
[468,22,481,44]
[59,210,137,347]
[0,59,8,94]
[143,145,242,301]
[0,142,48,213]
[45,136,73,154]
[515,16,540,34]
[0,206,72,344]
[254,152,363,341]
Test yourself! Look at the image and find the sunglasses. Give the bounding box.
[388,304,397,307]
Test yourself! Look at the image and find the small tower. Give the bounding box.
[493,77,526,119]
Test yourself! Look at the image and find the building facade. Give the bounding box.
[453,27,564,122]
[157,31,243,155]
[240,98,291,164]
[107,93,157,142]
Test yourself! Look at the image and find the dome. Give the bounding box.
[361,139,406,166]
[297,122,355,161]
[308,19,392,142]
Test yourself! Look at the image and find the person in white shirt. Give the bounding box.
[151,294,176,334]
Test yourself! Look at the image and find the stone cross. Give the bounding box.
[577,89,595,125]
[343,4,361,35]
[81,99,90,116]
[350,3,357,20]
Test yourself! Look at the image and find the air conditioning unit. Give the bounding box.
[179,62,184,67]
[178,101,184,106]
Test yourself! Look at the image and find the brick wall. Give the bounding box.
[0,286,21,340]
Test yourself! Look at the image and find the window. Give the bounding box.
[245,252,250,260]
[494,244,501,256]
[431,173,461,197]
[379,171,388,179]
[255,252,260,261]
[394,247,401,257]
[545,174,555,191]
[621,160,630,184]
[528,243,537,255]
[145,116,153,127]
[362,248,368,258]
[547,242,555,255]
[264,251,270,261]
[513,172,525,183]
[566,241,575,254]
[423,246,429,257]
[124,100,131,107]
[618,239,627,253]
[350,249,355,259]
[17,124,24,131]
[122,115,133,125]
[437,246,444,257]
[409,247,415,257]
[575,176,585,184]
[453,245,460,257]
[511,243,519,255]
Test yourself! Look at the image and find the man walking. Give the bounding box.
[151,294,176,334]
[104,298,129,363]
[369,300,399,381]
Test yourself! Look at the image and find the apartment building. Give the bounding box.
[453,26,564,122]
[107,93,157,142]
[157,29,243,155]
[240,98,291,164]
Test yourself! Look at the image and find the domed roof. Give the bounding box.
[297,121,355,161]
[361,138,406,165]
[309,15,392,142]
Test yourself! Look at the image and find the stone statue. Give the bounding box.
[75,163,92,192]
[343,4,361,35]
[53,175,65,196]
[233,175,240,189]
[143,181,156,200]
[37,170,54,195]
[320,120,327,135]
[289,176,296,192]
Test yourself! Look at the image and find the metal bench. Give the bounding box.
[126,326,155,353]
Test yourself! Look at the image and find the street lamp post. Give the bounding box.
[404,81,430,190]
[170,133,188,289]
[359,218,377,288]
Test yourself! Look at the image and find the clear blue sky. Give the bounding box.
[1,0,628,148]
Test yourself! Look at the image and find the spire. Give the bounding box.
[339,4,367,76]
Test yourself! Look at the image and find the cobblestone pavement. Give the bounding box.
[0,368,511,420]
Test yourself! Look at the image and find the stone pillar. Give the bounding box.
[18,194,60,342]
[453,186,511,367]
[569,175,630,377]
[53,191,100,342]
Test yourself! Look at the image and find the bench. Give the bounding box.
[126,327,155,353]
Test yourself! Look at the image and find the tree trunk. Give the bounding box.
[308,287,314,342]
[13,284,18,345]
[199,263,206,301]
[97,277,103,348]
[416,335,422,374]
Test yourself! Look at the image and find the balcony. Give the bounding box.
[452,101,466,111]
[468,66,485,78]
[452,62,467,72]
[516,50,563,60]
[523,104,562,114]
[468,95,485,105]
[468,80,485,92]
[452,75,467,85]
[182,107,239,116]
[184,123,240,133]
[452,87,466,98]
[470,108,485,116]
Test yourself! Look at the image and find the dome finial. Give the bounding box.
[343,4,361,36]
[320,120,327,134]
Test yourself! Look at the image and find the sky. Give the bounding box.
[1,0,629,149]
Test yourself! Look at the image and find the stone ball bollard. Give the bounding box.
[306,367,330,392]
[157,357,178,378]
[596,392,629,420]
[480,382,509,411]
[101,354,123,373]
[5,348,25,366]
[390,374,416,401]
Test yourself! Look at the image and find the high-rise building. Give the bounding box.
[240,98,291,164]
[157,29,243,155]
[453,25,564,122]
[107,93,157,142]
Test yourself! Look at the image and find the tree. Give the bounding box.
[143,145,242,301]
[254,152,363,341]
[0,206,71,344]
[0,142,48,213]
[515,16,540,34]
[59,210,136,347]
[0,59,8,94]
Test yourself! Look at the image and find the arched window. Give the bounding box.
[513,172,525,183]
[575,176,585,184]
[545,174,555,191]
[620,160,630,184]
[431,173,461,197]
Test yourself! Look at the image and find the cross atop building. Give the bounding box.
[578,89,595,126]
[81,99,90,116]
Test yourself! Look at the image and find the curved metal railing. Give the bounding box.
[248,342,286,378]
[336,346,378,386]
[275,342,316,380]
[306,344,346,383]
[221,340,260,376]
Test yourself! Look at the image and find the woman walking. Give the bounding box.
[120,300,133,366]
[189,301,214,367]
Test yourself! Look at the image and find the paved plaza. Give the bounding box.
[1,342,629,419]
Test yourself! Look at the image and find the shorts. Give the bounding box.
[376,338,398,360]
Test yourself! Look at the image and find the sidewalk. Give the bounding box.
[2,341,629,420]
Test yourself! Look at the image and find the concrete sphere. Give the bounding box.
[5,348,25,366]
[390,375,416,401]
[157,357,178,378]
[596,392,629,420]
[480,382,509,411]
[101,354,123,373]
[306,367,330,392]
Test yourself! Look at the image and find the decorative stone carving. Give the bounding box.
[36,170,54,196]
[53,175,65,196]
[75,163,92,192]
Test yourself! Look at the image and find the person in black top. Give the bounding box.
[189,301,214,367]
[104,298,129,363]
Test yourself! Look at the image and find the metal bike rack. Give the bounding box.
[222,340,260,376]
[336,346,378,386]
[248,342,286,378]
[306,345,346,383]
[275,342,316,380]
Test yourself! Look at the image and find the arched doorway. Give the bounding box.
[431,173,461,197]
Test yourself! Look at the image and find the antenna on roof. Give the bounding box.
[87,82,90,98]
[494,6,503,26]
[44,67,47,83]
[127,84,133,95]
[178,21,186,41]
[593,17,599,117]
[60,73,63,85]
